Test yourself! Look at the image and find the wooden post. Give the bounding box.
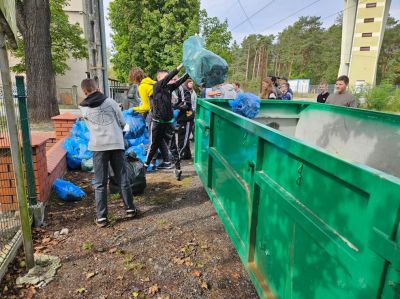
[0,31,35,269]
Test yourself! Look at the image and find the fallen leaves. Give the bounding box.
[85,272,96,279]
[191,270,202,277]
[199,280,209,289]
[148,284,160,295]
[76,287,86,294]
[82,242,94,250]
[172,256,193,267]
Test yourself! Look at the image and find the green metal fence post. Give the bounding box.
[16,76,37,206]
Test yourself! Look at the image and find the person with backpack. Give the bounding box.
[144,64,189,180]
[79,79,138,227]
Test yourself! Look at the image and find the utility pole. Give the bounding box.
[0,31,35,269]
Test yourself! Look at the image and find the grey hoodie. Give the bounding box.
[80,95,126,151]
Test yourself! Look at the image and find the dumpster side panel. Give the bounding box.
[195,100,400,299]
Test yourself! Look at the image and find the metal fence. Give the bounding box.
[0,82,23,281]
[108,78,129,108]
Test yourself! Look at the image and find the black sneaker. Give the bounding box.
[175,169,182,181]
[158,162,173,169]
[126,209,138,218]
[95,218,107,228]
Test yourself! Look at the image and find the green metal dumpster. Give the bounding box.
[194,99,400,299]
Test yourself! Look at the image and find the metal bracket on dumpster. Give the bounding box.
[368,227,400,271]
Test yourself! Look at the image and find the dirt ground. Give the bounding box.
[1,160,258,299]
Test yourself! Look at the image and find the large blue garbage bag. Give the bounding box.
[71,120,90,140]
[183,36,228,88]
[229,93,261,119]
[64,137,83,169]
[123,109,146,139]
[53,178,85,201]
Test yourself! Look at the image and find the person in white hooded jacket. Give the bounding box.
[79,79,137,227]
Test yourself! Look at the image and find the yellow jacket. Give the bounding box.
[133,77,155,114]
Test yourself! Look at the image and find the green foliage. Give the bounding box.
[377,16,400,85]
[199,9,233,64]
[360,84,400,112]
[11,0,87,75]
[109,0,200,82]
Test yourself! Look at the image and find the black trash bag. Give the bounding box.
[109,154,146,196]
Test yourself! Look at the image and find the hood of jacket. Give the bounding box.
[79,91,108,108]
[140,77,156,86]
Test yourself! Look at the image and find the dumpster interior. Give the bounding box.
[220,101,400,179]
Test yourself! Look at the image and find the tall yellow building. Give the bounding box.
[339,0,392,87]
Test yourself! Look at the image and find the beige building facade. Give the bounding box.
[339,0,392,87]
[8,0,108,104]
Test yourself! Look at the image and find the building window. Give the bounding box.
[362,32,373,37]
[90,21,95,43]
[360,46,371,51]
[92,49,97,66]
[364,18,374,23]
[88,0,93,14]
[366,3,377,8]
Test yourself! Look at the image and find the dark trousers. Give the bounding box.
[177,121,193,159]
[146,122,180,169]
[93,150,135,220]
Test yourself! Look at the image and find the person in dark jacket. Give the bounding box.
[174,79,195,160]
[317,82,329,103]
[144,64,189,180]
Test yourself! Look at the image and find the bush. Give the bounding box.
[359,84,400,112]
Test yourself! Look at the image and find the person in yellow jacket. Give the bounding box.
[128,67,155,114]
[128,67,169,169]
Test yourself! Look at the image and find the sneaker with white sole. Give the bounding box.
[126,209,138,218]
[175,169,182,181]
[95,218,107,228]
[158,162,173,169]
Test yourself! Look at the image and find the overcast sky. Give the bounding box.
[103,0,400,48]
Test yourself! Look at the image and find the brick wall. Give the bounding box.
[0,133,67,213]
[51,113,79,141]
[0,152,18,212]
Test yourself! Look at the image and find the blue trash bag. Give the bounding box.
[71,119,90,141]
[123,110,146,139]
[183,36,229,88]
[53,178,85,201]
[229,93,261,119]
[64,137,83,169]
[66,153,82,170]
[126,144,147,157]
[127,135,146,147]
[78,143,92,160]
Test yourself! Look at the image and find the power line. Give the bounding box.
[260,0,322,32]
[231,0,275,31]
[236,0,255,30]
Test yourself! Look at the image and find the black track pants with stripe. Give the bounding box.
[177,121,193,159]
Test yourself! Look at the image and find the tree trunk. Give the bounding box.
[245,47,251,82]
[16,0,59,122]
[288,52,295,78]
[265,50,269,76]
[256,47,262,78]
[252,49,258,80]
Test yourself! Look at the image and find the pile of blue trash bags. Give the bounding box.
[63,108,149,171]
